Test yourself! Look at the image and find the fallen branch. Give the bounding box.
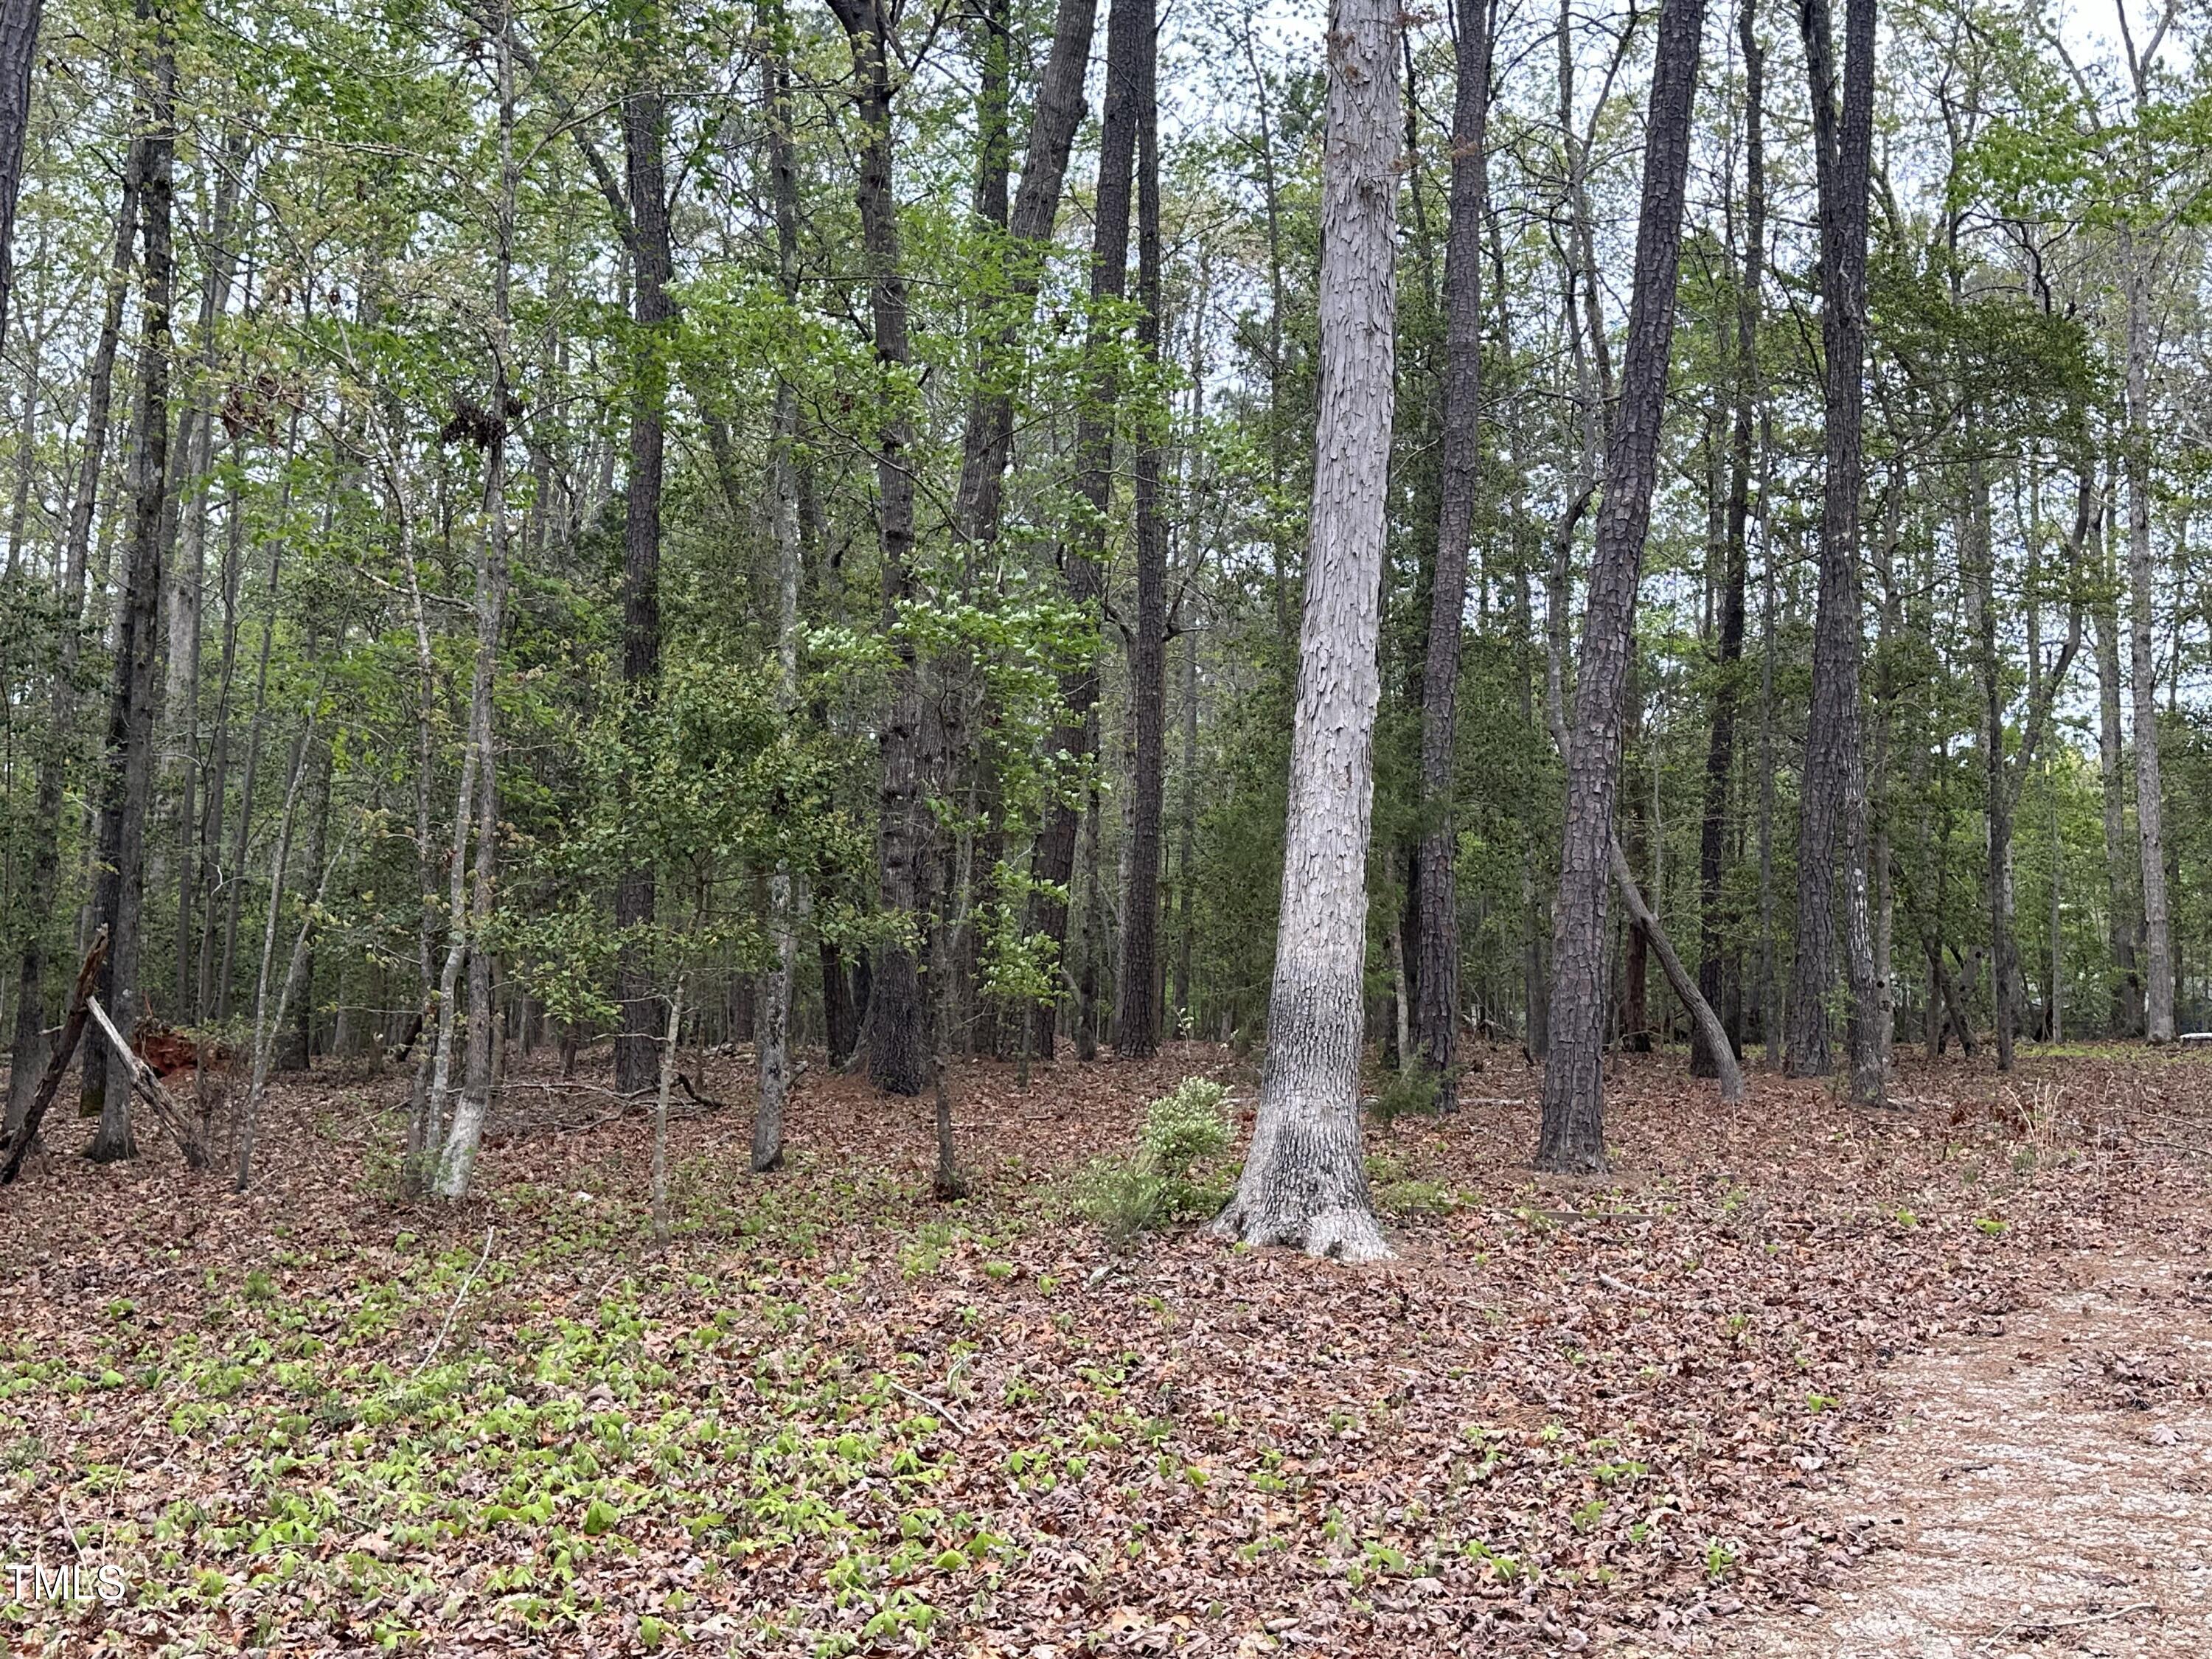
[410,1225,495,1377]
[0,929,107,1185]
[86,994,206,1169]
[676,1071,731,1112]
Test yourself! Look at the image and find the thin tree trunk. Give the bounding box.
[83,14,175,1162]
[1786,0,1885,1104]
[754,0,803,1172]
[1536,0,1706,1173]
[2121,243,2174,1043]
[1034,0,1140,1063]
[4,154,132,1141]
[1116,0,1165,1060]
[1411,0,1492,1107]
[1214,0,1399,1261]
[1691,0,1761,1078]
[2094,504,2142,1035]
[432,7,515,1201]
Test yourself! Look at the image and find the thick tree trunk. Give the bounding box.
[83,19,175,1162]
[1411,0,1492,1107]
[613,10,675,1097]
[1535,0,1705,1174]
[1786,0,1885,1104]
[1691,0,1761,1079]
[827,0,928,1096]
[1214,0,1399,1261]
[1116,0,1165,1060]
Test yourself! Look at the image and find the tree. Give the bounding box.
[0,0,41,350]
[1214,0,1399,1261]
[1411,0,1492,1108]
[82,4,175,1163]
[1535,0,1707,1174]
[1786,0,1886,1105]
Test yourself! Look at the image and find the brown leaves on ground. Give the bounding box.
[0,1041,2205,1657]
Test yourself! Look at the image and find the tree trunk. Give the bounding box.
[1411,0,1492,1107]
[4,147,132,1141]
[1535,0,1705,1174]
[83,15,175,1163]
[1691,0,1761,1079]
[1115,0,1165,1060]
[0,0,41,354]
[613,5,675,1096]
[950,0,1096,543]
[2093,517,2142,1035]
[1034,0,1139,1063]
[1786,0,1885,1104]
[827,0,928,1097]
[1214,0,1399,1261]
[755,0,803,1173]
[432,5,515,1200]
[2122,246,2174,1044]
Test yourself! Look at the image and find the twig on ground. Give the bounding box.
[1975,1601,2156,1649]
[410,1225,495,1377]
[886,1378,970,1436]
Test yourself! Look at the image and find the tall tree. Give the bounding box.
[1214,0,1399,1260]
[828,0,928,1096]
[82,6,176,1162]
[613,0,675,1096]
[1411,0,1492,1107]
[0,0,41,351]
[1535,0,1706,1174]
[1115,0,1165,1060]
[1785,0,1885,1105]
[1691,0,1761,1079]
[1036,0,1141,1060]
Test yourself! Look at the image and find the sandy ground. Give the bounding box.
[1722,1245,2212,1658]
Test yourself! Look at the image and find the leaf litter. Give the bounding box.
[1,1042,2206,1656]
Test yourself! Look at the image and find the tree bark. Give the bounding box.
[827,0,928,1096]
[4,151,132,1141]
[432,4,515,1200]
[1535,0,1705,1174]
[613,2,675,1096]
[1786,0,1885,1105]
[2121,242,2174,1043]
[1411,0,1492,1107]
[1215,0,1399,1261]
[83,13,175,1162]
[2093,509,2142,1034]
[1691,0,1762,1079]
[1115,0,1165,1060]
[754,0,803,1172]
[0,0,43,354]
[1034,0,1140,1062]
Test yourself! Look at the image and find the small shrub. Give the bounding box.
[1074,1078,1234,1247]
[1368,1066,1439,1129]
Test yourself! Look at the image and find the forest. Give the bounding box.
[2,0,2211,1649]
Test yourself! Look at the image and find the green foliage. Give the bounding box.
[1074,1078,1235,1248]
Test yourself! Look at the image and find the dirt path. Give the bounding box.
[1723,1244,2212,1658]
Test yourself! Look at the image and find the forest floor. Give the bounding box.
[1,1038,2208,1658]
